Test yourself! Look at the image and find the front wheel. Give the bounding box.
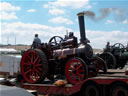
[65,57,88,84]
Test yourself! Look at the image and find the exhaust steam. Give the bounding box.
[83,8,128,23]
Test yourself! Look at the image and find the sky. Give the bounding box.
[0,0,128,49]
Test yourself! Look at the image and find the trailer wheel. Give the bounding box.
[21,49,48,83]
[99,52,116,69]
[110,84,128,96]
[65,57,88,84]
[82,83,100,96]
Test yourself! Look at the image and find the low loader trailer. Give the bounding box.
[22,70,128,96]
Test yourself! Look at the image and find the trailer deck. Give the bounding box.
[22,70,128,96]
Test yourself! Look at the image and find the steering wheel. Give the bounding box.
[48,36,63,48]
[112,43,125,52]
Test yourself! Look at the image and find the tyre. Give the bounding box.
[99,52,116,69]
[20,49,48,83]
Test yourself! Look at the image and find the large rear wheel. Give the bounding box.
[65,57,88,84]
[99,52,116,69]
[21,49,48,83]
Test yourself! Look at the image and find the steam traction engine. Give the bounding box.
[99,42,128,69]
[20,12,107,84]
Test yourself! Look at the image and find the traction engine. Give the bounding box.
[20,12,107,84]
[99,42,128,69]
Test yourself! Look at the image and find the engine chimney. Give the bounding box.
[77,12,88,43]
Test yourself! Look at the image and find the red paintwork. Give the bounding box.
[22,73,128,95]
[65,58,86,84]
[21,49,42,83]
[79,77,128,86]
[23,84,74,95]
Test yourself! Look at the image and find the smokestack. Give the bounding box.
[77,12,87,43]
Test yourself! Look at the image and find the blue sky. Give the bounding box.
[0,0,128,49]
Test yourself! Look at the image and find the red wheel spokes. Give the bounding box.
[34,64,42,67]
[36,67,42,71]
[65,58,86,84]
[33,56,40,64]
[76,64,83,70]
[77,68,85,78]
[26,55,31,61]
[69,71,77,79]
[23,63,31,66]
[25,69,32,75]
[21,50,43,83]
[34,68,41,75]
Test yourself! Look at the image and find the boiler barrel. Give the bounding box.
[53,44,93,59]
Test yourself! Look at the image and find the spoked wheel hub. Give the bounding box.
[29,64,33,69]
[21,49,48,83]
[65,57,88,84]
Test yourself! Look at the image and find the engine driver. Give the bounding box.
[104,41,111,52]
[31,34,41,48]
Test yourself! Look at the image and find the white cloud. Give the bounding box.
[49,16,74,24]
[0,2,20,12]
[44,0,90,9]
[1,22,127,48]
[122,19,128,24]
[43,4,49,8]
[49,8,64,15]
[105,20,114,24]
[0,2,20,20]
[27,9,36,13]
[1,22,73,45]
[0,12,18,20]
[87,30,128,48]
[74,30,128,48]
[86,5,91,9]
